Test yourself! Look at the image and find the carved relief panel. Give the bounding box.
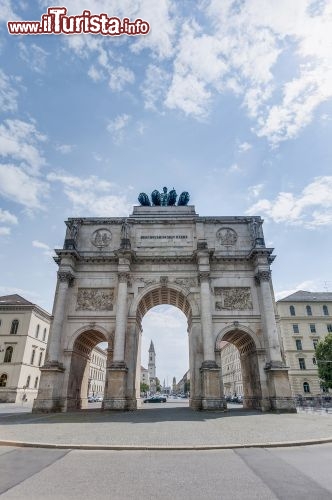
[76,288,114,311]
[214,287,253,311]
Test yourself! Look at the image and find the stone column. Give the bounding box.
[33,270,74,413]
[46,271,74,367]
[196,247,225,410]
[255,270,283,365]
[104,249,132,410]
[112,272,129,365]
[255,269,296,412]
[199,272,216,364]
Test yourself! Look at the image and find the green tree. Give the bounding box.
[140,382,149,394]
[155,377,161,392]
[316,333,332,389]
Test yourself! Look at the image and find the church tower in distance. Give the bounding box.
[148,340,156,379]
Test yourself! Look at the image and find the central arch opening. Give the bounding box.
[135,287,193,407]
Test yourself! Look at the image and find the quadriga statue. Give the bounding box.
[138,187,190,206]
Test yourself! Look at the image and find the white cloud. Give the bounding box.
[0,119,46,174]
[19,42,49,73]
[0,208,18,225]
[238,142,252,153]
[0,227,10,236]
[48,171,131,217]
[228,163,242,173]
[107,114,131,143]
[32,240,49,250]
[246,176,332,227]
[88,65,104,82]
[275,280,322,301]
[142,65,171,111]
[109,66,135,91]
[0,70,18,113]
[55,144,75,154]
[0,0,19,22]
[32,239,55,258]
[248,184,264,198]
[0,164,48,210]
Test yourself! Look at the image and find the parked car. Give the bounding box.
[143,396,166,403]
[95,396,103,402]
[88,396,96,403]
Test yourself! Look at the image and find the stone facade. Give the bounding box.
[277,291,332,397]
[33,205,295,413]
[0,294,50,405]
[88,345,106,400]
[220,342,243,398]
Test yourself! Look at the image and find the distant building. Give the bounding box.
[220,342,243,397]
[218,291,332,399]
[0,294,50,404]
[140,365,150,386]
[176,370,190,394]
[277,291,332,397]
[88,345,106,398]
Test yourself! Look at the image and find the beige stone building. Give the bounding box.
[88,345,106,398]
[277,291,332,397]
[220,342,243,398]
[140,365,149,386]
[0,294,50,404]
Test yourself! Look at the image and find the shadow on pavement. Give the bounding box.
[0,404,275,426]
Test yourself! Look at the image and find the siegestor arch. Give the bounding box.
[215,324,262,355]
[131,283,197,326]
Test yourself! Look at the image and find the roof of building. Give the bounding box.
[0,294,51,319]
[0,294,34,306]
[277,290,332,302]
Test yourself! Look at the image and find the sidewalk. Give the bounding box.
[0,403,331,450]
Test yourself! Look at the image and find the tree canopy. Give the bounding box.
[316,333,332,389]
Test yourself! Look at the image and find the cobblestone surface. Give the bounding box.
[0,403,331,449]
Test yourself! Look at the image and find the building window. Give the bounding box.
[30,349,36,365]
[321,385,329,393]
[292,324,299,334]
[26,375,30,388]
[299,358,306,370]
[303,382,310,393]
[38,352,43,367]
[313,338,319,349]
[295,339,302,350]
[327,324,332,333]
[0,374,7,387]
[289,305,296,316]
[306,305,312,316]
[323,305,329,316]
[309,324,316,333]
[34,377,39,389]
[10,319,19,335]
[35,324,40,338]
[43,328,47,341]
[313,357,316,365]
[4,346,13,363]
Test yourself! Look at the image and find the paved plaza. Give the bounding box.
[0,402,331,450]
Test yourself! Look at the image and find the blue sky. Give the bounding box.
[0,1,331,384]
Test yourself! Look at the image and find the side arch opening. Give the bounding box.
[216,328,263,410]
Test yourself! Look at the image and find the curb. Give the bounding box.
[1,436,332,451]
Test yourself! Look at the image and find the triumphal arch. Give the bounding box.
[33,187,295,413]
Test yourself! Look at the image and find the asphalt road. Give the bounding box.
[0,444,332,499]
